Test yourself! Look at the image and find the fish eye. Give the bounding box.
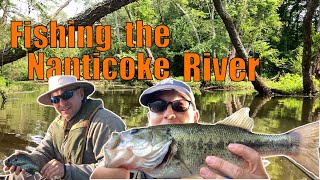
[130,128,139,134]
[14,158,18,161]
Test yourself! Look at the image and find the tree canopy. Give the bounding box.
[0,0,319,95]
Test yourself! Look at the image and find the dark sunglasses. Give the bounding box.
[148,99,191,113]
[50,87,80,104]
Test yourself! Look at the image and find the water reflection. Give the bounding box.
[0,85,318,180]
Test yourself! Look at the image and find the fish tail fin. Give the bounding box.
[287,121,319,179]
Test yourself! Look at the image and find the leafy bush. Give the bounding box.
[265,73,309,93]
[175,76,253,90]
[0,76,7,86]
[1,58,29,81]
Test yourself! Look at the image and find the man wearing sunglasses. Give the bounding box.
[4,75,125,180]
[91,78,268,179]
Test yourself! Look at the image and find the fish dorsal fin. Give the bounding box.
[215,107,254,131]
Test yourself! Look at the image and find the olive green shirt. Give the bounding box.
[32,98,126,180]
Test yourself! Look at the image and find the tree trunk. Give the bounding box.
[301,97,315,123]
[302,0,319,94]
[114,11,122,55]
[318,10,320,32]
[174,3,201,45]
[52,0,73,18]
[315,44,320,79]
[212,0,272,96]
[209,0,216,39]
[0,0,137,66]
[124,8,155,65]
[316,11,320,80]
[124,7,156,82]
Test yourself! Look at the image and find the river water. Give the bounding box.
[0,84,318,179]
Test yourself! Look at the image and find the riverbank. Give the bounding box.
[0,74,319,98]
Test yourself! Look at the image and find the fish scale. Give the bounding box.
[149,124,297,178]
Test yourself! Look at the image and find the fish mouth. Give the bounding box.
[4,161,10,167]
[3,157,12,167]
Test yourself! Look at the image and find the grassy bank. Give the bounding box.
[175,74,320,95]
[0,77,41,93]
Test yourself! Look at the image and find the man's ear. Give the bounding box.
[147,111,151,121]
[79,88,85,100]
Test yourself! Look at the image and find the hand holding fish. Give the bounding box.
[200,144,269,179]
[4,150,30,176]
[3,163,27,176]
[40,159,65,179]
[3,150,41,180]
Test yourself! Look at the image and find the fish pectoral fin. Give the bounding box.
[215,107,254,131]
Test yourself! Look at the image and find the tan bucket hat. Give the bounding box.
[37,75,95,106]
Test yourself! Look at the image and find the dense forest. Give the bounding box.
[0,0,319,96]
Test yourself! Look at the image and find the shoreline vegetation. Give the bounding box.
[0,74,319,101]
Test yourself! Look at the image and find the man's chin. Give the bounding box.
[61,113,72,121]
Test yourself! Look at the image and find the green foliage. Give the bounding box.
[277,0,306,58]
[314,78,320,92]
[130,0,156,22]
[0,75,39,94]
[314,99,320,111]
[175,75,253,90]
[175,76,201,87]
[1,58,29,81]
[7,81,40,91]
[0,22,11,50]
[0,76,7,86]
[277,98,302,112]
[265,73,305,93]
[312,31,320,57]
[267,46,303,75]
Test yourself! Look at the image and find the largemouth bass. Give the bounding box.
[103,108,319,179]
[4,153,40,175]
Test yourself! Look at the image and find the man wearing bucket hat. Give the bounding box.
[4,75,126,180]
[91,78,269,179]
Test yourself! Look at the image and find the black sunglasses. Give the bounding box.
[50,87,80,104]
[148,99,191,113]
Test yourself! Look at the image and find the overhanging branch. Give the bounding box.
[0,0,137,66]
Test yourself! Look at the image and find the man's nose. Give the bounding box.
[163,104,176,119]
[58,98,68,105]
